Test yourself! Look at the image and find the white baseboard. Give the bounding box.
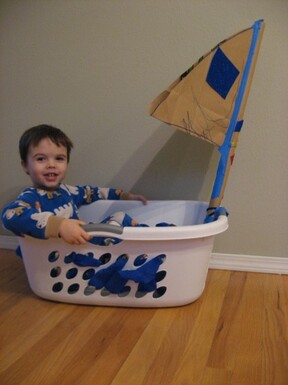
[210,253,288,275]
[0,235,287,275]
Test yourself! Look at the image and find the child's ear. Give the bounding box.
[21,161,29,175]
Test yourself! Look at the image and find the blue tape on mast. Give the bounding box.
[211,20,263,200]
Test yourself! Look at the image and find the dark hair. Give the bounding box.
[19,124,74,163]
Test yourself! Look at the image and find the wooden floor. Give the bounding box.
[0,249,287,385]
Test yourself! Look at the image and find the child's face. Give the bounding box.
[22,138,68,191]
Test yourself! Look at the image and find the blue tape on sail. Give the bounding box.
[235,120,244,132]
[211,143,230,199]
[206,47,240,99]
[210,20,263,200]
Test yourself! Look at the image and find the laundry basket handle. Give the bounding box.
[82,223,123,235]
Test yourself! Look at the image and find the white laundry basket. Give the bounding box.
[18,200,228,307]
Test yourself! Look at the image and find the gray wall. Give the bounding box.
[0,0,287,258]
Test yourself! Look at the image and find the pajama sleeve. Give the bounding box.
[68,185,123,207]
[1,196,55,239]
[1,185,124,239]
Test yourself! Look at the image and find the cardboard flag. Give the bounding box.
[149,20,265,222]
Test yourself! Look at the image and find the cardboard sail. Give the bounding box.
[149,20,265,221]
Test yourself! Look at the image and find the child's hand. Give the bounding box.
[120,192,148,205]
[58,219,91,245]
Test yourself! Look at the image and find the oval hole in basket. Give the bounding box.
[100,288,111,297]
[82,269,95,280]
[156,270,167,282]
[52,282,63,293]
[158,254,167,264]
[84,285,96,296]
[67,283,80,295]
[118,286,131,297]
[134,254,148,266]
[48,251,60,263]
[153,286,167,299]
[66,268,78,279]
[99,253,112,265]
[135,290,148,299]
[50,266,61,278]
[64,253,75,264]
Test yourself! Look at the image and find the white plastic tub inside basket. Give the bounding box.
[18,200,228,307]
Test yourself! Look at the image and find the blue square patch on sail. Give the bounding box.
[206,48,239,99]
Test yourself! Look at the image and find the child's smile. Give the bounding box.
[22,138,68,191]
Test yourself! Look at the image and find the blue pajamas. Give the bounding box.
[2,184,173,250]
[1,184,127,239]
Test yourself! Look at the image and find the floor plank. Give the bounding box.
[0,249,287,385]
